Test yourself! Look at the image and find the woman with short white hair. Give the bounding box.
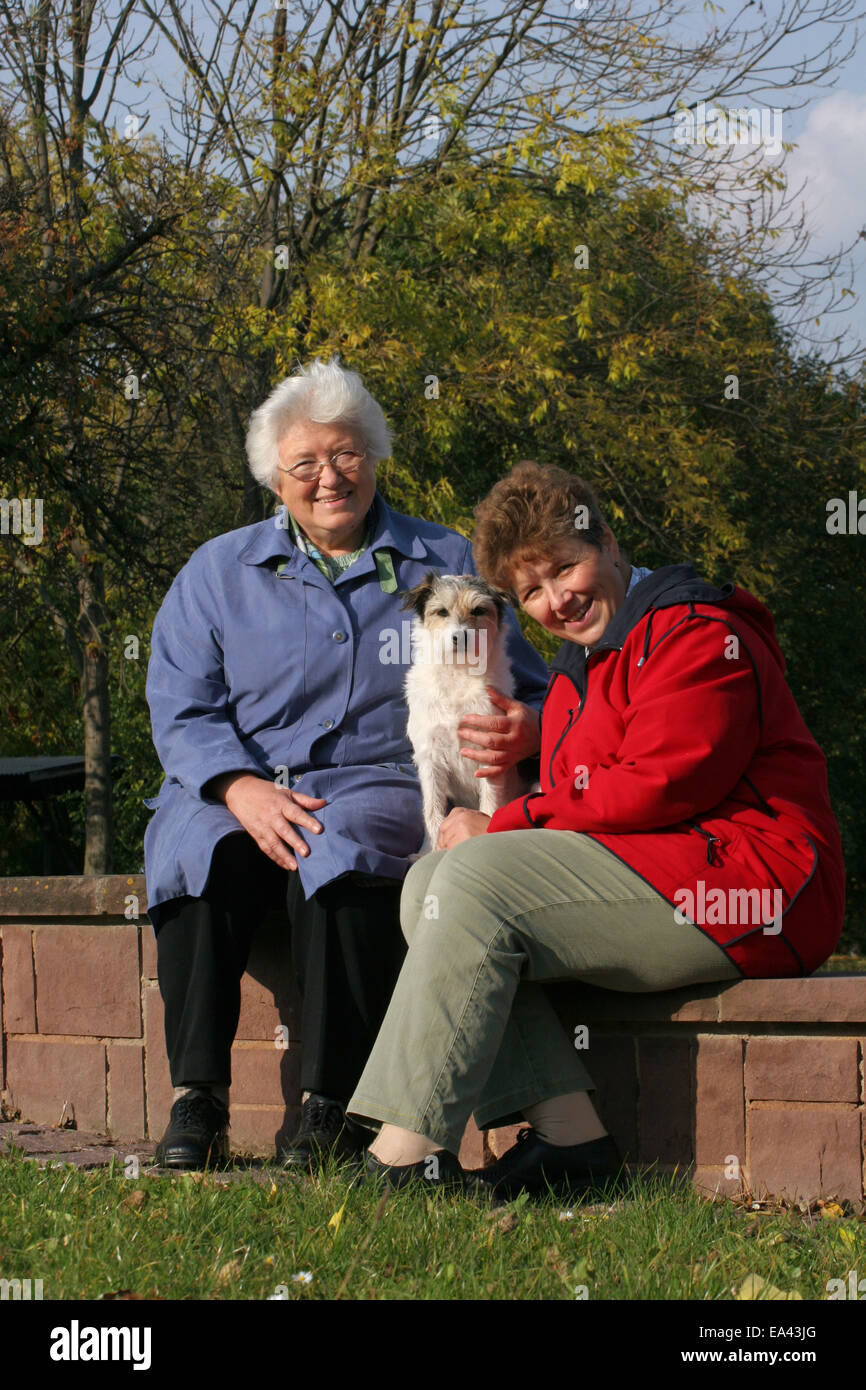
[143,358,550,1171]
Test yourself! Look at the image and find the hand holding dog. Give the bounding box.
[437,807,491,848]
[458,686,542,777]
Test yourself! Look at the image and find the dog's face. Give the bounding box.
[400,572,508,670]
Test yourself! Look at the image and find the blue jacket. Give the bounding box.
[143,491,550,917]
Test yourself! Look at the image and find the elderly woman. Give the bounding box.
[347,460,846,1194]
[143,361,549,1169]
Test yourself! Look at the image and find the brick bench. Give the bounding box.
[1,875,864,1200]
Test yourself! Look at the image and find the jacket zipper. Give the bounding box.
[549,707,578,787]
[689,820,722,866]
[548,653,597,786]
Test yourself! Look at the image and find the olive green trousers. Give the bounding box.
[346,830,740,1153]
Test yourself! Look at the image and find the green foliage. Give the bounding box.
[2,113,863,942]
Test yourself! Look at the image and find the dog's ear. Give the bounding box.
[490,587,510,623]
[399,570,438,616]
[476,579,512,624]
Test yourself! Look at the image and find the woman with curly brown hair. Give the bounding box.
[346,461,846,1196]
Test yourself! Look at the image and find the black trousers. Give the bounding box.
[150,831,407,1102]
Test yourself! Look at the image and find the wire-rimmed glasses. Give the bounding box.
[277,448,369,482]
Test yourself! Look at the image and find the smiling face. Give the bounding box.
[510,526,630,647]
[274,418,377,555]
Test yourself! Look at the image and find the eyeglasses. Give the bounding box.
[277,449,368,482]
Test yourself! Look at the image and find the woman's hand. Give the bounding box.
[211,773,327,871]
[458,685,542,778]
[437,807,491,849]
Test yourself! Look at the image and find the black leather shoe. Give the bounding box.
[476,1129,627,1199]
[281,1094,368,1168]
[361,1147,467,1190]
[155,1092,230,1170]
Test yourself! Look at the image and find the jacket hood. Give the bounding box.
[549,564,784,691]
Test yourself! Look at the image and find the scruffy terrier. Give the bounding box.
[401,571,524,854]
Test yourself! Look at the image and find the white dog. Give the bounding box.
[402,571,524,854]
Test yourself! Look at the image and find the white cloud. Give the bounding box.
[785,90,866,248]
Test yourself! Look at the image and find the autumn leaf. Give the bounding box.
[120,1189,148,1211]
[328,1200,348,1237]
[215,1259,244,1286]
[736,1273,802,1301]
[820,1202,845,1220]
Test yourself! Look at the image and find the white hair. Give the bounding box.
[245,356,394,493]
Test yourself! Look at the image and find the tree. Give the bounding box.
[141,0,864,527]
[0,3,238,868]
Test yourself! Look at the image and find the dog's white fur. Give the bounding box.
[403,572,524,854]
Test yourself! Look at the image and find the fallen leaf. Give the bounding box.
[495,1210,518,1234]
[821,1202,845,1220]
[328,1199,348,1236]
[736,1273,802,1301]
[545,1244,569,1281]
[215,1258,243,1286]
[121,1189,148,1211]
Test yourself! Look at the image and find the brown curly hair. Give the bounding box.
[472,460,615,597]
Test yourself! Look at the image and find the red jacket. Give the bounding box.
[488,566,846,977]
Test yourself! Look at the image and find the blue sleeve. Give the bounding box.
[146,558,267,800]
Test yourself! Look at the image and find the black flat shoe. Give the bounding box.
[155,1092,231,1170]
[361,1148,467,1190]
[281,1094,369,1169]
[475,1129,627,1199]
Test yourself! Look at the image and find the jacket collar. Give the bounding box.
[236,491,430,572]
[549,564,736,691]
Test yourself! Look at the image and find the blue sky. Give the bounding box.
[656,2,866,365]
[781,82,866,359]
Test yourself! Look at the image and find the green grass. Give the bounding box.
[1,1144,864,1301]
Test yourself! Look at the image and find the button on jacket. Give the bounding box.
[488,565,846,977]
[143,492,551,918]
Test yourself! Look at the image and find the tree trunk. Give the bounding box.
[77,556,112,874]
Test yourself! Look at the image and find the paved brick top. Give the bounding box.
[1,1122,156,1170]
[1,874,864,1027]
[0,875,147,917]
[550,974,866,1027]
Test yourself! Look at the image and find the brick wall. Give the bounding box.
[1,876,865,1200]
[0,876,302,1157]
[543,978,866,1202]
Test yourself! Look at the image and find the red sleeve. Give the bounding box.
[487,615,762,835]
